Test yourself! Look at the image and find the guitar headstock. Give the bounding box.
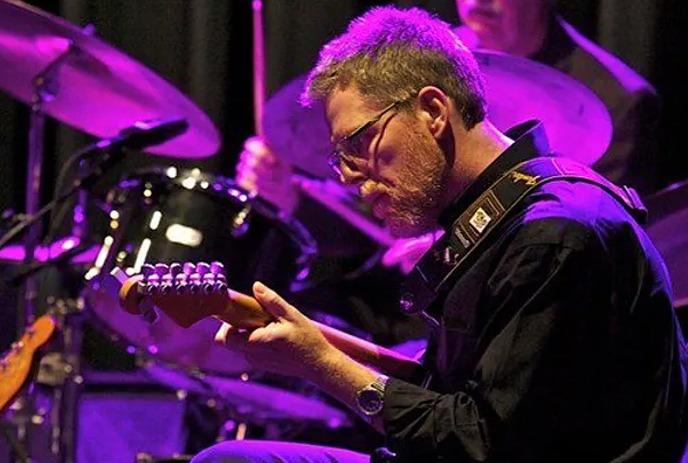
[102,261,232,328]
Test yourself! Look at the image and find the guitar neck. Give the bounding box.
[220,290,421,379]
[114,267,422,380]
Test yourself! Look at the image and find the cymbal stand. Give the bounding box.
[19,41,81,332]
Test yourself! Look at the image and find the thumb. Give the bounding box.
[252,281,299,320]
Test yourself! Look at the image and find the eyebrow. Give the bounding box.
[330,124,358,145]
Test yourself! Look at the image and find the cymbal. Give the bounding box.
[0,0,220,157]
[473,51,611,166]
[263,51,612,178]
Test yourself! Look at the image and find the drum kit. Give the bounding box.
[0,1,685,462]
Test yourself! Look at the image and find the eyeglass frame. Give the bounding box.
[327,95,413,176]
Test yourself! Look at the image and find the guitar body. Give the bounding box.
[0,315,56,413]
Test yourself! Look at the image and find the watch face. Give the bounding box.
[358,388,384,415]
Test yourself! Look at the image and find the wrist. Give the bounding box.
[356,374,389,418]
[308,342,345,380]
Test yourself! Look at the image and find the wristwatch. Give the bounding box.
[356,375,389,417]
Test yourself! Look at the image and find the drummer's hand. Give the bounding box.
[382,229,444,274]
[215,281,336,379]
[236,136,299,215]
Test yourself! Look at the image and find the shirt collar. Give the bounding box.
[439,120,551,228]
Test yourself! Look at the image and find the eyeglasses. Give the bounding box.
[328,98,408,177]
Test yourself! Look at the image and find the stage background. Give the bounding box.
[1,0,686,348]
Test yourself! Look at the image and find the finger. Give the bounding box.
[243,135,264,151]
[252,281,300,320]
[243,136,271,157]
[236,172,257,191]
[213,322,237,344]
[214,323,252,351]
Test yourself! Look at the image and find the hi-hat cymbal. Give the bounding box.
[263,50,612,178]
[0,0,220,157]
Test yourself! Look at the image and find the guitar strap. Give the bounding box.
[399,156,647,326]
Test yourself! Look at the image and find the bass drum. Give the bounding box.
[84,166,316,377]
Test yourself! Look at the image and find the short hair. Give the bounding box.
[302,6,486,129]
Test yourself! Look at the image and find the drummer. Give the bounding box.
[454,0,661,194]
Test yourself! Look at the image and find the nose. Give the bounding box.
[339,163,367,187]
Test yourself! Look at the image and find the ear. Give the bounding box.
[416,86,450,141]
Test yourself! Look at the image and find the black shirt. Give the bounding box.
[382,122,688,462]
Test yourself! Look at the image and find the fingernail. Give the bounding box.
[253,281,266,295]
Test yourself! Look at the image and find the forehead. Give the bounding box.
[324,87,376,142]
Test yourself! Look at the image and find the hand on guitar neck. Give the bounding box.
[102,262,421,380]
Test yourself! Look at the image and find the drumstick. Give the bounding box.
[232,0,266,229]
[252,0,266,137]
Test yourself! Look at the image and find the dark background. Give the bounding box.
[1,0,686,347]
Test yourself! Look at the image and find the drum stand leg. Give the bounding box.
[1,417,30,463]
[35,297,85,463]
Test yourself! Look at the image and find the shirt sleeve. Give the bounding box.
[381,223,605,460]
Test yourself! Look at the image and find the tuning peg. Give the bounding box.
[214,281,228,293]
[169,262,183,276]
[174,273,188,294]
[142,264,156,278]
[144,274,160,295]
[160,274,174,295]
[155,263,169,276]
[210,261,225,276]
[183,262,196,275]
[188,282,200,295]
[202,273,216,294]
[196,262,210,276]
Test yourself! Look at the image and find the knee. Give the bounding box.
[191,441,254,463]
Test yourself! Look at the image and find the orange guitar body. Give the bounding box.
[0,315,56,413]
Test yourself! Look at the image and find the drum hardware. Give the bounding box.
[142,362,351,444]
[33,297,85,463]
[20,24,83,335]
[0,119,187,288]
